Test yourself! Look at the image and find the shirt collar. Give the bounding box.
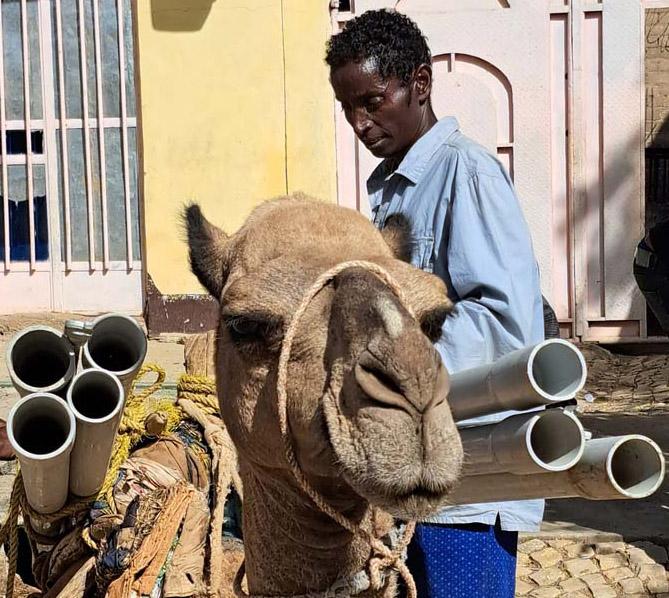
[367,117,460,189]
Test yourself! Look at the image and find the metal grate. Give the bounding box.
[0,0,140,273]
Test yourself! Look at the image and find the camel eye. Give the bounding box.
[225,316,264,342]
[420,307,450,343]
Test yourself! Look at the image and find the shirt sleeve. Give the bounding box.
[435,169,544,376]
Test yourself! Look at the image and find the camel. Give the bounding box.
[185,195,464,597]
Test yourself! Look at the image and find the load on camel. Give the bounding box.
[0,194,664,597]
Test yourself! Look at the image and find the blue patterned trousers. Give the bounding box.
[399,520,518,597]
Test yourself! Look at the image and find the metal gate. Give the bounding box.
[332,0,647,342]
[0,0,141,313]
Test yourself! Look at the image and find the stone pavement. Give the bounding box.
[516,535,669,597]
[514,344,669,597]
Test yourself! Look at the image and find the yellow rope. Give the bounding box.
[0,364,223,595]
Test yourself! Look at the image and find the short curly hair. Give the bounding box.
[325,9,431,85]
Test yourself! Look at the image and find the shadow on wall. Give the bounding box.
[151,0,216,32]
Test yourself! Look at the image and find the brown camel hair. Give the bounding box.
[185,195,463,597]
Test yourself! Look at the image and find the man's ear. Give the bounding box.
[183,203,229,299]
[414,63,433,104]
[381,214,413,263]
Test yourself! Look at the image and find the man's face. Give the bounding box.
[330,59,428,160]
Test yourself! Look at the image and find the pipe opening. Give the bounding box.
[87,317,147,374]
[70,371,121,420]
[531,342,585,399]
[12,396,72,456]
[610,438,664,498]
[529,411,584,471]
[12,330,71,389]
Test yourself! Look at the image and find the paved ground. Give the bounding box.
[516,344,669,597]
[0,323,667,596]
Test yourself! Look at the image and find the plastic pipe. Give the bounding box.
[449,435,665,504]
[461,409,585,476]
[81,314,147,393]
[448,339,587,421]
[7,393,76,513]
[67,368,125,497]
[6,326,76,397]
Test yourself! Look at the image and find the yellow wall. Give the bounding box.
[135,0,337,295]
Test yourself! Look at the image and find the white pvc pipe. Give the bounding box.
[449,435,665,504]
[461,409,585,476]
[7,393,76,514]
[82,314,147,393]
[67,369,125,497]
[448,339,587,421]
[6,326,76,397]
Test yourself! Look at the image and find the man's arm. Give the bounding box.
[435,169,544,376]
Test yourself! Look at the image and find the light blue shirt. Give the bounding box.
[367,117,545,532]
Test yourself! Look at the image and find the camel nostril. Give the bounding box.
[354,362,409,411]
[432,363,451,410]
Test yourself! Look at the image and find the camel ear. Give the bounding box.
[380,214,413,263]
[183,203,229,299]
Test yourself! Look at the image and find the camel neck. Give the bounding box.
[240,462,379,596]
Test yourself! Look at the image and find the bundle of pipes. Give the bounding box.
[451,339,665,504]
[5,314,147,515]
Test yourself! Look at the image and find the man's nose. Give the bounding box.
[351,108,372,137]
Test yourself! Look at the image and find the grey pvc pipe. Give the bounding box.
[449,435,665,504]
[461,409,585,476]
[6,326,76,397]
[7,393,76,514]
[82,314,147,393]
[67,368,125,497]
[448,339,587,421]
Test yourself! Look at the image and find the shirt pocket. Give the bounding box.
[411,236,435,273]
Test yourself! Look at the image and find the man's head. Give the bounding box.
[326,10,435,160]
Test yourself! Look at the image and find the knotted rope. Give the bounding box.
[234,260,418,598]
[0,365,232,598]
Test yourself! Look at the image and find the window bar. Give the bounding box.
[54,0,72,269]
[77,0,95,269]
[92,0,108,268]
[20,0,35,269]
[117,0,132,268]
[0,2,9,271]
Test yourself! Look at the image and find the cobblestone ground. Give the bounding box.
[515,344,669,597]
[516,536,669,597]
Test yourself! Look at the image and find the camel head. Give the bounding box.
[185,197,463,519]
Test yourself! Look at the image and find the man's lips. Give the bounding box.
[362,137,385,149]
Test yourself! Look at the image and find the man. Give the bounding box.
[326,10,545,597]
[634,220,669,335]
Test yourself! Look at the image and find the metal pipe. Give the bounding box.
[92,0,109,269]
[77,0,95,269]
[7,393,76,513]
[54,0,73,269]
[20,0,35,269]
[81,314,147,393]
[448,339,587,421]
[0,2,9,271]
[67,368,124,497]
[117,0,133,268]
[449,435,665,504]
[461,409,585,476]
[6,326,76,396]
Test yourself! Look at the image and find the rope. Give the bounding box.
[235,260,418,598]
[0,364,227,596]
